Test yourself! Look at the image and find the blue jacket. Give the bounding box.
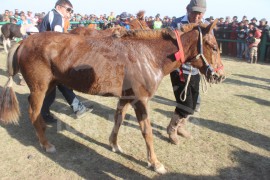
[39,9,64,32]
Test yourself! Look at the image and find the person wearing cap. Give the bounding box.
[39,0,92,123]
[167,0,207,145]
[250,17,257,25]
[116,12,131,29]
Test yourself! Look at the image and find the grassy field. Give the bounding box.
[0,48,269,179]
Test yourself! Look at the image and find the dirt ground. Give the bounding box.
[0,48,270,179]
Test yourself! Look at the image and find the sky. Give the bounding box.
[1,0,269,22]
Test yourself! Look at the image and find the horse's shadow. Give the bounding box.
[223,77,270,90]
[151,95,176,107]
[2,92,150,179]
[235,94,270,107]
[154,146,270,179]
[155,108,270,152]
[232,74,270,84]
[153,108,270,179]
[73,94,170,142]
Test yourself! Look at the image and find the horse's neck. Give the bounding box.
[182,30,198,61]
[161,30,198,76]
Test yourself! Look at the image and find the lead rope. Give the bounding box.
[180,66,193,101]
[200,72,208,93]
[197,26,209,94]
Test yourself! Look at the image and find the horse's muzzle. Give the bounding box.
[208,73,226,84]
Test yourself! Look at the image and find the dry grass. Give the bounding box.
[0,48,269,179]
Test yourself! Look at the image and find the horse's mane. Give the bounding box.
[113,23,208,40]
[113,28,174,40]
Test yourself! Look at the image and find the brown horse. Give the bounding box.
[0,21,224,174]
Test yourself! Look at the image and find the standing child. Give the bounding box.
[248,30,262,63]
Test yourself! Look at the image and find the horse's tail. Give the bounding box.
[0,43,21,124]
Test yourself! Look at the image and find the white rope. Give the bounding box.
[200,72,208,93]
[180,66,193,102]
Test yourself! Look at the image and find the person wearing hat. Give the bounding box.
[115,12,131,29]
[250,17,257,26]
[167,0,207,145]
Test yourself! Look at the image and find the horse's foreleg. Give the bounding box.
[3,37,8,53]
[109,99,130,153]
[7,38,11,49]
[134,100,167,174]
[28,91,55,153]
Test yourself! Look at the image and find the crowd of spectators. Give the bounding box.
[213,15,270,62]
[1,9,269,62]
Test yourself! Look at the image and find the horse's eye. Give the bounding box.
[212,45,218,52]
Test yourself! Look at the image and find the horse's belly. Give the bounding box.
[87,78,123,97]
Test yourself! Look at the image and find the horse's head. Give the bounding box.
[172,19,225,84]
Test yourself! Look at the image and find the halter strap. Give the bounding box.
[196,26,223,75]
[174,30,185,63]
[174,30,186,82]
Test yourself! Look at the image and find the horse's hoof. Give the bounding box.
[46,144,56,153]
[111,144,123,153]
[154,163,167,174]
[40,143,56,153]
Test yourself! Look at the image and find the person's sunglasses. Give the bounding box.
[59,5,73,14]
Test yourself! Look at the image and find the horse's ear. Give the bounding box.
[180,23,199,32]
[205,19,218,34]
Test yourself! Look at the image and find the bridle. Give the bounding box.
[174,26,224,78]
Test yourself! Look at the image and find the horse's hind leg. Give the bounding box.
[109,98,130,153]
[28,90,56,153]
[133,99,167,174]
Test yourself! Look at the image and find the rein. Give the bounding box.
[193,26,224,76]
[174,30,185,81]
[173,26,223,101]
